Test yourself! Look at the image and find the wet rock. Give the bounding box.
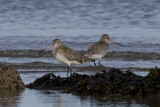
[147,66,160,79]
[26,67,160,96]
[0,67,24,89]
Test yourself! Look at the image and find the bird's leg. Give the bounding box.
[67,65,70,77]
[92,60,96,66]
[70,67,72,76]
[67,65,72,77]
[98,60,105,67]
[98,60,103,66]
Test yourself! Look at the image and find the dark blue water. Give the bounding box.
[0,0,160,106]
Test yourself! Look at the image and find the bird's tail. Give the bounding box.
[82,55,92,63]
[77,50,91,63]
[78,51,88,56]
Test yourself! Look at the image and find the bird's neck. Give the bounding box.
[55,43,61,49]
[100,39,107,44]
[53,43,61,56]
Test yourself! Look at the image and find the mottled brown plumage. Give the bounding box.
[44,39,90,77]
[87,40,109,57]
[53,39,89,64]
[86,34,124,66]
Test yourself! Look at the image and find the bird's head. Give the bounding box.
[101,34,124,47]
[43,38,62,50]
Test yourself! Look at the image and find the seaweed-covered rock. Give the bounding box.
[26,68,160,96]
[0,67,24,89]
[147,66,160,79]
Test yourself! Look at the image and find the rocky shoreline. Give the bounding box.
[0,67,24,89]
[26,67,160,96]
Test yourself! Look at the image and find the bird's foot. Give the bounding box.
[92,60,96,66]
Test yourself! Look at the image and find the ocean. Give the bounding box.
[0,0,160,106]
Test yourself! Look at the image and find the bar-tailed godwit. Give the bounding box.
[85,34,124,66]
[43,39,90,77]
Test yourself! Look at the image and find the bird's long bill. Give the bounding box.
[109,39,124,47]
[44,44,53,50]
[38,44,53,53]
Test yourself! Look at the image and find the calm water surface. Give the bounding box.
[0,0,160,106]
[0,89,160,107]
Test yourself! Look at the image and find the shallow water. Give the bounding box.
[0,89,160,107]
[1,0,160,106]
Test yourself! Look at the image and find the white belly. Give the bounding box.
[88,54,103,60]
[55,54,80,66]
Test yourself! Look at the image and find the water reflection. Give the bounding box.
[77,94,160,107]
[0,88,160,107]
[0,89,24,107]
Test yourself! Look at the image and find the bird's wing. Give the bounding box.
[58,45,84,63]
[87,41,108,55]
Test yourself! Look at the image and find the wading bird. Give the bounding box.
[85,34,124,66]
[42,39,90,77]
